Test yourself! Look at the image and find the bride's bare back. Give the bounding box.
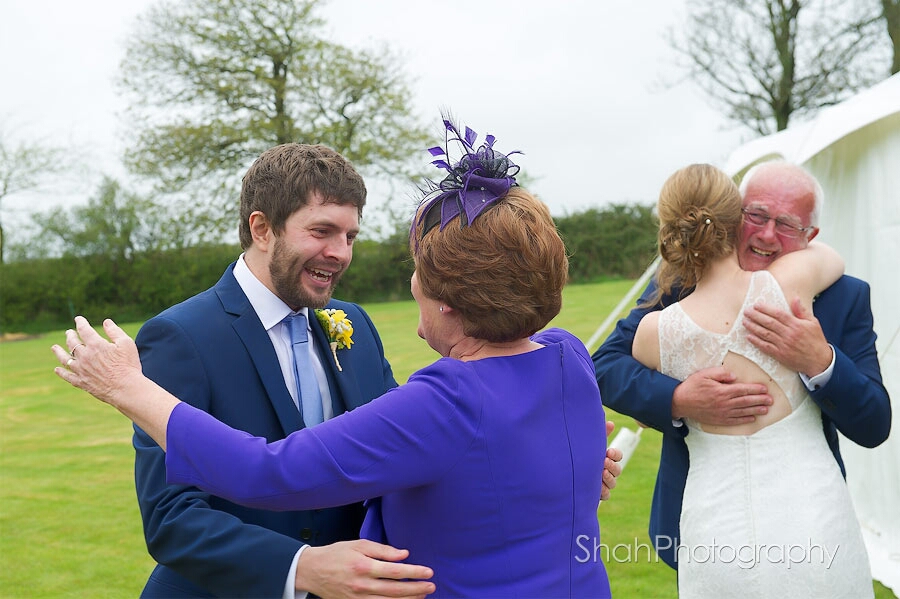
[671,270,794,435]
[705,351,792,435]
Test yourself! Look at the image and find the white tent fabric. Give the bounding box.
[724,73,900,594]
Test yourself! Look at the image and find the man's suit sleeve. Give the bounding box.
[591,281,684,435]
[812,280,891,447]
[134,317,302,599]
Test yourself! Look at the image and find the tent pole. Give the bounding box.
[584,255,661,353]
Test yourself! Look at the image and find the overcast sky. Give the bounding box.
[0,0,754,237]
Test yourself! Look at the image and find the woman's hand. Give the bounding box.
[52,316,178,449]
[52,316,144,408]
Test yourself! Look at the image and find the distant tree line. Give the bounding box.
[0,203,657,334]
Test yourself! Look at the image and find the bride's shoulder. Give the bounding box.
[633,311,662,369]
[637,309,662,328]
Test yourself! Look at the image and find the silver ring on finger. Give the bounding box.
[66,358,75,368]
[71,343,85,357]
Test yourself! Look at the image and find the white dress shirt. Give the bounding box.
[232,256,333,419]
[232,255,329,599]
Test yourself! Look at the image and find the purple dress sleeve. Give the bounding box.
[165,360,479,511]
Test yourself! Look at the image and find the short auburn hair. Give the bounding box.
[411,187,569,342]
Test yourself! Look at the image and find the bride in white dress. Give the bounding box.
[632,164,872,598]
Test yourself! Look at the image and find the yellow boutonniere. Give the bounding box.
[314,309,353,372]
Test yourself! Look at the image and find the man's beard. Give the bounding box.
[269,238,342,310]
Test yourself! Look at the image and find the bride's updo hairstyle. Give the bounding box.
[649,163,742,305]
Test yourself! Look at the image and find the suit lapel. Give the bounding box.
[309,312,362,417]
[217,266,303,435]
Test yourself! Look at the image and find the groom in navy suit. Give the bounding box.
[593,161,891,568]
[133,144,434,598]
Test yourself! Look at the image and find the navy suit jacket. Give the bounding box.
[133,263,398,598]
[592,274,891,568]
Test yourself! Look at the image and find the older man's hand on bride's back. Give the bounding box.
[671,366,772,426]
[51,316,144,407]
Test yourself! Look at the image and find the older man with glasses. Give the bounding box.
[592,160,891,570]
[739,208,815,238]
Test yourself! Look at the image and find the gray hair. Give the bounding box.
[738,160,823,227]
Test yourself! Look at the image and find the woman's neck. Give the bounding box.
[449,337,543,361]
[694,252,744,293]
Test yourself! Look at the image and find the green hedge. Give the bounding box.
[0,204,657,333]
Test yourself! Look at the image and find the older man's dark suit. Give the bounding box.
[133,263,397,598]
[592,274,891,568]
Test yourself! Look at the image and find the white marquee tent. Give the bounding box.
[724,73,900,594]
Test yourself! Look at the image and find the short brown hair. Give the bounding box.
[238,144,367,248]
[412,187,569,342]
[650,163,742,305]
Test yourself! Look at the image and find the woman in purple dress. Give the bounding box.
[53,120,612,598]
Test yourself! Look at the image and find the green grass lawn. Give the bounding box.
[1,280,894,598]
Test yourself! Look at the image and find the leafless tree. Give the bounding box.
[881,0,900,73]
[0,126,70,263]
[668,0,886,134]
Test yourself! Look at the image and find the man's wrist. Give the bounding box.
[800,344,836,391]
[671,384,687,420]
[285,545,310,599]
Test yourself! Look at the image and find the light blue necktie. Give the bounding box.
[286,313,324,427]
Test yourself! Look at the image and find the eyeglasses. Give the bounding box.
[741,208,814,239]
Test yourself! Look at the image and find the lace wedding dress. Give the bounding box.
[659,270,872,599]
